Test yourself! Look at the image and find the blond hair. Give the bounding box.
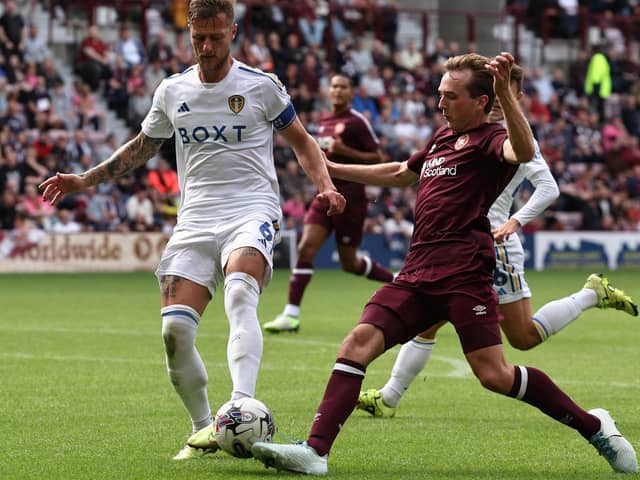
[188,0,235,25]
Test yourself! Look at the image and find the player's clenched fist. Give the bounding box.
[316,190,346,216]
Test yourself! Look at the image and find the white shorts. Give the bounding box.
[156,216,281,296]
[493,233,531,304]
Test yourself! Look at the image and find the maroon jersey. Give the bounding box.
[399,123,518,288]
[317,108,379,201]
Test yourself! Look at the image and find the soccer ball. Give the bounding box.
[214,397,276,458]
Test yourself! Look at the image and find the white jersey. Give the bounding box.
[488,140,559,229]
[490,139,559,304]
[141,60,294,226]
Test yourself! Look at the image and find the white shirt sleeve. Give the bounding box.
[511,149,560,227]
[260,74,294,128]
[141,80,174,139]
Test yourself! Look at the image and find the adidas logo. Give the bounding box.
[177,102,190,113]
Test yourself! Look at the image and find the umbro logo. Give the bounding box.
[177,102,190,113]
[472,305,487,316]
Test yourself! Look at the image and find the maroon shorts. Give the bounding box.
[304,194,367,247]
[361,278,502,354]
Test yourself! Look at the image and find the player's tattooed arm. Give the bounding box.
[81,132,165,186]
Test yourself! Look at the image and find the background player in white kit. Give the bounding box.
[357,63,638,418]
[39,0,345,459]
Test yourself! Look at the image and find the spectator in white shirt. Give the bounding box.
[398,38,423,71]
[360,65,386,101]
[50,207,82,233]
[348,37,374,76]
[126,187,154,231]
[23,24,48,65]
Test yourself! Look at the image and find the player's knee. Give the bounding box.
[474,366,511,394]
[504,332,538,351]
[297,246,315,263]
[160,305,200,351]
[224,272,260,315]
[161,317,193,353]
[224,281,249,310]
[338,324,384,365]
[509,338,536,351]
[341,257,361,274]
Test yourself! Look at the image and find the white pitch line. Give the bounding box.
[432,355,472,377]
[1,351,639,388]
[0,351,468,376]
[0,325,349,346]
[2,326,638,387]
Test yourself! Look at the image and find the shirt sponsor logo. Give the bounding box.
[177,125,247,143]
[426,157,445,168]
[421,156,457,177]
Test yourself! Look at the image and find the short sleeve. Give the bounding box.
[407,144,430,174]
[483,124,508,162]
[141,80,174,139]
[407,127,443,174]
[262,74,296,131]
[352,115,379,151]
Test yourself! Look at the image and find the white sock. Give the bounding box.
[283,304,300,318]
[225,272,262,400]
[532,288,598,340]
[161,304,212,432]
[380,337,435,407]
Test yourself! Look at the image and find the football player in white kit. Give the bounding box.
[356,63,638,418]
[39,0,345,460]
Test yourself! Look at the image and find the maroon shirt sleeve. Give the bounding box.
[347,113,379,152]
[407,126,446,174]
[481,124,509,163]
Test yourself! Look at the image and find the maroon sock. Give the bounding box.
[360,256,394,282]
[287,261,313,307]
[508,366,600,439]
[307,358,365,456]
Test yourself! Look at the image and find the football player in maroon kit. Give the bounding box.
[264,73,394,333]
[250,52,638,475]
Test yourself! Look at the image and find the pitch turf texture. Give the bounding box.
[1,269,638,480]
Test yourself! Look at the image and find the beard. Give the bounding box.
[199,49,230,77]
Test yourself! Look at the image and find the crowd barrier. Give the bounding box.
[0,230,639,273]
[524,231,640,271]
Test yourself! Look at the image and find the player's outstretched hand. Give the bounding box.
[492,217,521,244]
[486,52,514,96]
[39,172,86,205]
[316,190,346,216]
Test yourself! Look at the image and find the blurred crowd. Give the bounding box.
[1,0,640,259]
[508,0,640,41]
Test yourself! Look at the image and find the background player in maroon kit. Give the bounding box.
[251,53,638,475]
[265,73,395,333]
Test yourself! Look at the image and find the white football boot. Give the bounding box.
[252,441,328,475]
[588,408,638,473]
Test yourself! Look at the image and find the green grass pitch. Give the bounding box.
[0,269,638,479]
